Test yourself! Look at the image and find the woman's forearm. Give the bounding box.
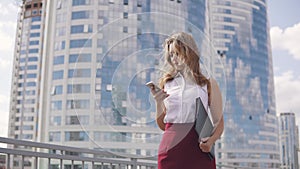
[210,116,224,143]
[156,102,166,131]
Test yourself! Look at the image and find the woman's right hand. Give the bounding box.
[149,87,169,103]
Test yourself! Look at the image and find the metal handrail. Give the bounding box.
[0,137,274,169]
[0,137,157,169]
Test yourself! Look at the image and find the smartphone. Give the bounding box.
[146,81,161,93]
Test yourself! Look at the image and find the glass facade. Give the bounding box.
[8,0,45,168]
[43,0,210,159]
[9,0,280,168]
[279,113,299,169]
[209,0,280,168]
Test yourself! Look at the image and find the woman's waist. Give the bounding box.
[165,122,195,131]
[164,112,196,124]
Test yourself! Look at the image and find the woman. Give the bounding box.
[150,32,224,169]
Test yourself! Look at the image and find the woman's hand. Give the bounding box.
[148,85,169,103]
[153,90,169,103]
[199,137,213,152]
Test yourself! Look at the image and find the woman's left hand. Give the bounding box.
[199,137,213,152]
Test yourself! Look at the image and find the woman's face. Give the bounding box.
[169,43,186,71]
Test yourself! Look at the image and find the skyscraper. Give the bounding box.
[279,112,299,169]
[208,0,280,168]
[8,0,45,168]
[9,0,209,168]
[9,0,280,168]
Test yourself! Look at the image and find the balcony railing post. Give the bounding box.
[71,160,74,169]
[6,153,10,169]
[21,155,24,169]
[34,156,38,169]
[48,158,51,169]
[131,158,137,169]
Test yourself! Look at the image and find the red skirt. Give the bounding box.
[158,123,216,169]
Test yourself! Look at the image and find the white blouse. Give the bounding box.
[163,73,213,124]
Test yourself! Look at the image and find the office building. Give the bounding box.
[9,0,208,168]
[279,112,299,169]
[9,0,280,168]
[208,0,280,168]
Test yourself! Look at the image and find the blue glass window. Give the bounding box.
[50,116,61,126]
[30,33,40,37]
[68,69,91,78]
[27,65,37,70]
[70,39,92,48]
[29,49,39,53]
[30,25,40,29]
[70,24,93,34]
[51,101,62,111]
[32,16,41,22]
[55,41,65,51]
[53,55,64,65]
[67,84,90,93]
[20,50,27,54]
[52,70,64,80]
[54,85,63,95]
[28,57,38,62]
[72,0,89,6]
[49,132,61,142]
[66,100,90,109]
[27,82,36,87]
[69,54,91,63]
[27,74,37,78]
[65,131,89,141]
[20,58,26,63]
[71,11,92,20]
[29,40,39,45]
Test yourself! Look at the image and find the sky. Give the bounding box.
[0,0,300,140]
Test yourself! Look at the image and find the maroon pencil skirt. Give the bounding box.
[158,123,216,169]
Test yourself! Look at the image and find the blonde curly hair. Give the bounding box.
[159,32,211,105]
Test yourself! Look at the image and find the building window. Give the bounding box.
[123,26,128,33]
[123,12,128,19]
[30,25,40,30]
[54,41,65,51]
[71,11,93,20]
[29,49,39,53]
[70,39,92,48]
[51,85,63,95]
[72,0,91,6]
[68,69,91,78]
[51,100,62,111]
[71,24,93,34]
[123,0,128,5]
[31,16,41,22]
[52,70,64,80]
[50,116,61,126]
[49,132,61,142]
[27,73,37,78]
[56,27,66,36]
[56,12,67,23]
[27,65,37,70]
[22,134,33,140]
[26,82,36,87]
[67,84,90,93]
[65,131,89,141]
[66,115,89,125]
[53,55,64,65]
[29,40,39,45]
[28,57,38,62]
[69,53,91,63]
[66,100,90,109]
[30,32,40,37]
